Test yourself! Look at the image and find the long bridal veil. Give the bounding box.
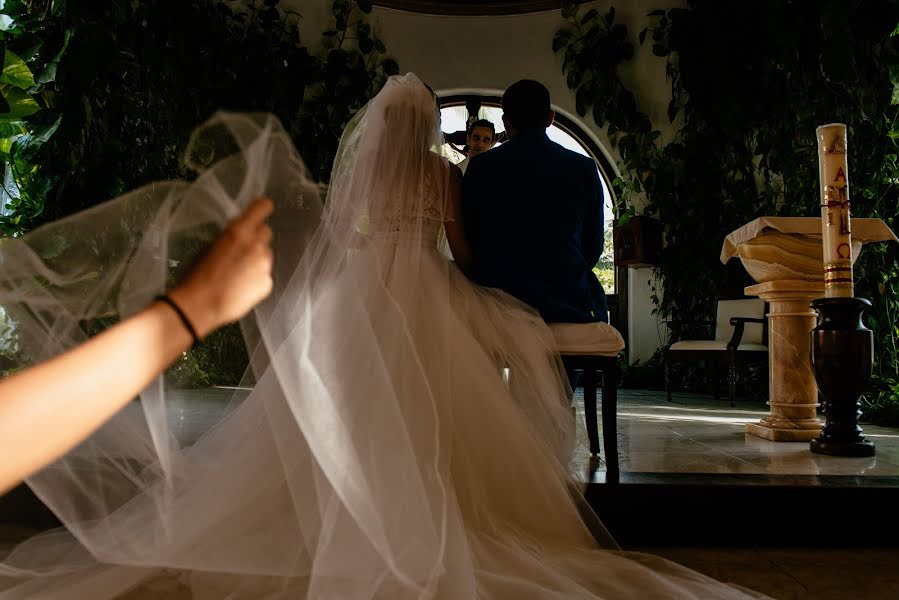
[0,74,765,599]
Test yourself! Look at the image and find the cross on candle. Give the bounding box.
[816,123,854,298]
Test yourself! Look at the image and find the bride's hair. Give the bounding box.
[376,83,439,153]
[324,74,450,237]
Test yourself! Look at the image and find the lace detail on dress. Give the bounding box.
[365,169,446,248]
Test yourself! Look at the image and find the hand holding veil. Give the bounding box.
[0,75,459,598]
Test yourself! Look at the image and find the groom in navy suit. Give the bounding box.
[463,79,608,325]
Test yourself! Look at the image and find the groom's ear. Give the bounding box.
[546,110,556,128]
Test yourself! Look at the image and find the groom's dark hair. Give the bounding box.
[502,80,551,130]
[467,119,495,137]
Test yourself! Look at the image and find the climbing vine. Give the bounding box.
[556,0,899,420]
[0,0,399,387]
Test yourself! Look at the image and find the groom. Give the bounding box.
[462,79,608,325]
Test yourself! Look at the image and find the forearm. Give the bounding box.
[0,301,192,495]
[0,196,274,495]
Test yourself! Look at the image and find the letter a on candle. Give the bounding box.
[816,123,854,298]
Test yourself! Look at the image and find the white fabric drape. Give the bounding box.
[0,74,766,599]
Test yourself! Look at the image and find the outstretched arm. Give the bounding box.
[0,197,275,495]
[443,164,474,270]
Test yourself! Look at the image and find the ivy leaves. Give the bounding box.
[0,0,399,234]
[298,0,399,181]
[891,24,899,108]
[553,3,659,220]
[554,4,642,137]
[0,0,400,386]
[0,3,72,235]
[556,1,899,416]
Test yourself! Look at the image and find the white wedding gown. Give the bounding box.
[0,75,766,599]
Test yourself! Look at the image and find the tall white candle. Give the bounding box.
[816,123,853,298]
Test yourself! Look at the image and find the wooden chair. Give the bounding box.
[550,322,625,484]
[664,297,767,407]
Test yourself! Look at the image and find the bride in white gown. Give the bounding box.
[0,73,766,598]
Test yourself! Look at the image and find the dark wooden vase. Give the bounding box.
[809,297,875,457]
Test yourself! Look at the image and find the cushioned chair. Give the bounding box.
[550,322,625,483]
[664,297,767,407]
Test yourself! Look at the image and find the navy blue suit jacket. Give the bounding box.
[462,129,608,324]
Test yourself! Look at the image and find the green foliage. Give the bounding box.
[0,0,72,235]
[47,1,395,227]
[554,1,651,220]
[619,351,666,389]
[592,227,615,292]
[0,305,27,375]
[166,324,249,388]
[1,0,397,232]
[557,0,899,420]
[298,0,400,180]
[1,0,398,386]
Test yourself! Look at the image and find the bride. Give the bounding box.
[0,73,765,598]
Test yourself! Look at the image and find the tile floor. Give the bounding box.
[2,523,894,600]
[2,531,896,599]
[571,388,899,481]
[127,385,899,481]
[637,546,899,599]
[4,387,899,598]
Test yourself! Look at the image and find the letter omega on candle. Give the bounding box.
[816,123,854,298]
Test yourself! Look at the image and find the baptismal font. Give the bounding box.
[721,125,897,446]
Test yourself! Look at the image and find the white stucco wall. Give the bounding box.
[290,0,684,362]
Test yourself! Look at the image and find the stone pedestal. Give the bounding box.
[722,217,897,442]
[744,280,823,441]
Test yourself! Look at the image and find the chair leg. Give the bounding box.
[664,354,673,403]
[582,368,600,456]
[728,354,737,407]
[601,366,619,485]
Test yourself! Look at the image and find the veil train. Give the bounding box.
[0,74,765,599]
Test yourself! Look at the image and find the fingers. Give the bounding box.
[239,197,274,229]
[256,221,273,246]
[170,197,276,337]
[245,197,274,291]
[226,197,273,249]
[240,198,274,303]
[236,197,273,245]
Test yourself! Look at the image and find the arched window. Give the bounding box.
[438,95,618,297]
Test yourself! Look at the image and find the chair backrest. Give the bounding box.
[714,298,765,344]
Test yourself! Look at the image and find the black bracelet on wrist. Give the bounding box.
[155,294,200,348]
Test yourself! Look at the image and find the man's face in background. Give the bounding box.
[466,126,495,158]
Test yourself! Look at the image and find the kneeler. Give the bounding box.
[550,322,624,484]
